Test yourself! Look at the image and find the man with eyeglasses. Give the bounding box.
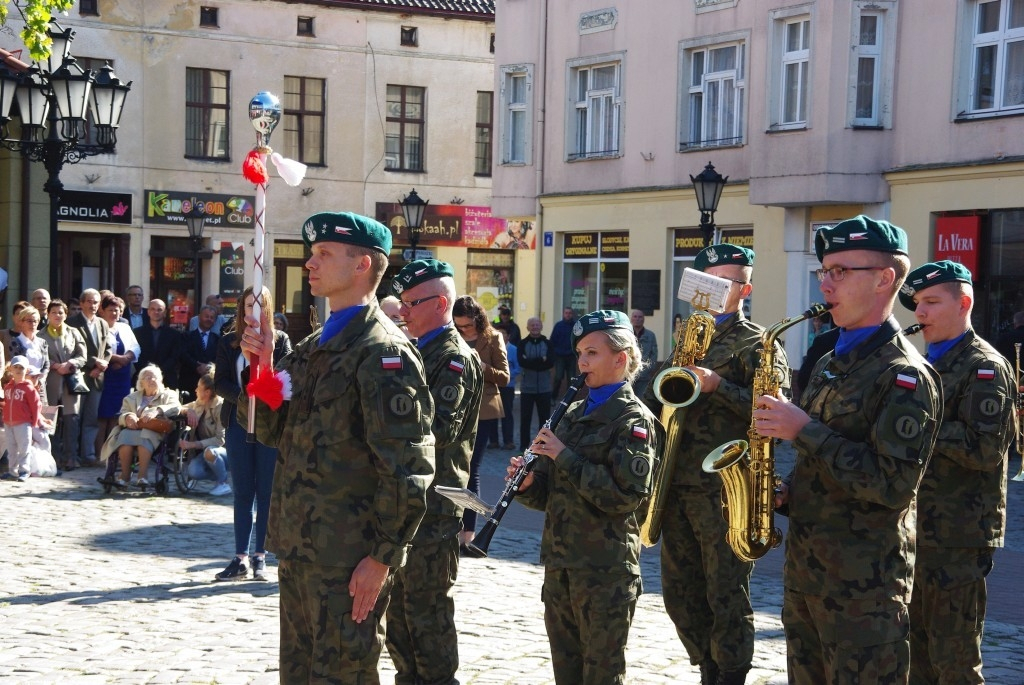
[386,259,483,685]
[755,216,942,685]
[123,285,146,329]
[642,243,788,685]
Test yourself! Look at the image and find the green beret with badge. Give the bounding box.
[571,309,633,350]
[814,215,908,262]
[391,259,455,296]
[693,243,755,272]
[301,211,392,254]
[898,260,973,311]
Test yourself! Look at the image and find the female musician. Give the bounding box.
[511,310,661,685]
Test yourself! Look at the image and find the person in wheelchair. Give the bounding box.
[100,364,181,489]
[179,369,228,495]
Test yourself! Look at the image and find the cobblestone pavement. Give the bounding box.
[1,442,1022,684]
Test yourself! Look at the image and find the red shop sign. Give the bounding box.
[933,216,980,275]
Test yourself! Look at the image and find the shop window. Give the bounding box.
[562,231,629,313]
[983,209,1024,340]
[467,250,515,319]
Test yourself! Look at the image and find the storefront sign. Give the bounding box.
[564,232,598,259]
[58,190,132,224]
[721,228,754,248]
[673,228,705,257]
[219,242,246,311]
[600,231,630,258]
[934,216,980,275]
[375,203,536,250]
[145,190,256,228]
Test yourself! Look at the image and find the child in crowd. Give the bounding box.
[2,356,51,482]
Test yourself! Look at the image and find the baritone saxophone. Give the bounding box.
[702,303,832,562]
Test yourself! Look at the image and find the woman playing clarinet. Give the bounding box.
[510,309,662,685]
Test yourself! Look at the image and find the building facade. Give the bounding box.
[0,0,530,341]
[492,0,1024,367]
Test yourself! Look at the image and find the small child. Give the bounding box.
[2,356,47,482]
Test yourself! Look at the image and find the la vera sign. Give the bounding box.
[934,216,980,275]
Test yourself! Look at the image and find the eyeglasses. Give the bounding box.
[815,266,885,282]
[455,322,476,330]
[399,295,440,309]
[725,278,748,286]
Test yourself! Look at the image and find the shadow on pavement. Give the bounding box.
[1,577,279,607]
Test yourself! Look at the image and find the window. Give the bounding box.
[567,57,623,160]
[475,91,493,176]
[297,16,315,37]
[781,19,810,126]
[282,76,325,166]
[185,67,230,160]
[680,38,746,150]
[385,85,425,172]
[200,6,219,28]
[79,0,98,16]
[500,65,533,165]
[848,2,897,127]
[401,26,419,47]
[562,232,629,312]
[963,0,1024,115]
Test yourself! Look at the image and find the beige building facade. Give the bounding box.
[492,0,1024,367]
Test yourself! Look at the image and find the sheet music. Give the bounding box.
[677,267,732,311]
[434,486,495,517]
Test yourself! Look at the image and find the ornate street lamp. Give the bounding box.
[690,162,728,247]
[399,188,428,262]
[0,21,132,295]
[185,208,207,318]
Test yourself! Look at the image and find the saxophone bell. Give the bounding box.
[652,366,702,408]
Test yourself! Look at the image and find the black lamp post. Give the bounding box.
[0,21,132,295]
[690,162,728,247]
[185,208,207,318]
[399,188,428,262]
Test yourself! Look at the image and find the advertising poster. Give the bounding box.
[219,242,246,315]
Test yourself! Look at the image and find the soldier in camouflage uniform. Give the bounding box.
[514,310,662,685]
[898,261,1015,685]
[385,259,484,685]
[240,212,435,684]
[757,216,942,685]
[642,244,788,685]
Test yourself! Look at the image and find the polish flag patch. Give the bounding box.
[632,425,648,440]
[849,232,869,241]
[381,356,403,370]
[335,226,352,235]
[448,359,465,374]
[895,373,918,390]
[977,368,995,380]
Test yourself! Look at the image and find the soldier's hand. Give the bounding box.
[774,482,790,510]
[686,365,721,393]
[530,427,565,460]
[508,455,534,490]
[753,392,810,441]
[349,555,389,623]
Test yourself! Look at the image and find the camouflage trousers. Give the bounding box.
[660,485,754,671]
[783,588,910,685]
[385,534,461,685]
[279,559,394,685]
[542,567,641,685]
[908,547,992,685]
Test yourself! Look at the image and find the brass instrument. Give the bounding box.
[640,295,716,547]
[1014,342,1023,482]
[703,303,832,562]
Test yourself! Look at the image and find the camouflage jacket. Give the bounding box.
[518,383,663,574]
[918,329,1012,549]
[785,318,942,602]
[253,301,436,569]
[416,326,484,540]
[643,311,789,489]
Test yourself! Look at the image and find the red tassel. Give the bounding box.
[242,149,269,184]
[247,363,285,410]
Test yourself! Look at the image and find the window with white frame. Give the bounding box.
[782,19,811,126]
[680,37,746,150]
[965,0,1024,115]
[848,1,897,127]
[500,65,532,165]
[567,56,623,160]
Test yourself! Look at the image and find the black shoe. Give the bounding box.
[252,556,267,581]
[214,557,248,581]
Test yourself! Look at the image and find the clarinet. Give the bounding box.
[463,372,589,558]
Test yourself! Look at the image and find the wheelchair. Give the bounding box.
[98,415,192,495]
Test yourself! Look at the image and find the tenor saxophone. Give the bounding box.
[702,303,832,562]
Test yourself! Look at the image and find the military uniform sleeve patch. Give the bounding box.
[630,455,651,477]
[631,425,648,441]
[448,358,465,374]
[892,413,922,440]
[976,368,995,380]
[895,373,918,390]
[381,355,403,370]
[438,384,462,405]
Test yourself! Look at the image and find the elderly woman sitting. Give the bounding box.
[100,364,181,489]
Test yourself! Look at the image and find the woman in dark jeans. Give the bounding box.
[452,296,509,550]
[213,286,292,581]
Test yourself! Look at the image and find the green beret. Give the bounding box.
[301,212,392,254]
[814,215,908,262]
[571,309,632,350]
[391,259,455,296]
[693,243,755,272]
[898,260,973,310]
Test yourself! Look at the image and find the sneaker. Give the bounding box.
[114,478,128,489]
[136,478,150,489]
[252,556,268,581]
[17,473,29,482]
[209,482,232,496]
[215,557,248,582]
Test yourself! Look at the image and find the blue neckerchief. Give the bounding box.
[320,305,365,346]
[926,331,968,364]
[834,324,882,356]
[417,324,450,349]
[714,312,734,326]
[584,381,625,416]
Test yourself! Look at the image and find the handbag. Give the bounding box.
[137,415,174,434]
[65,370,90,395]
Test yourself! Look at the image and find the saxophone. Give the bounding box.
[702,303,832,562]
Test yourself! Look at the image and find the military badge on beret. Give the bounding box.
[898,260,973,310]
[301,211,393,254]
[390,259,455,297]
[570,309,632,350]
[693,243,755,272]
